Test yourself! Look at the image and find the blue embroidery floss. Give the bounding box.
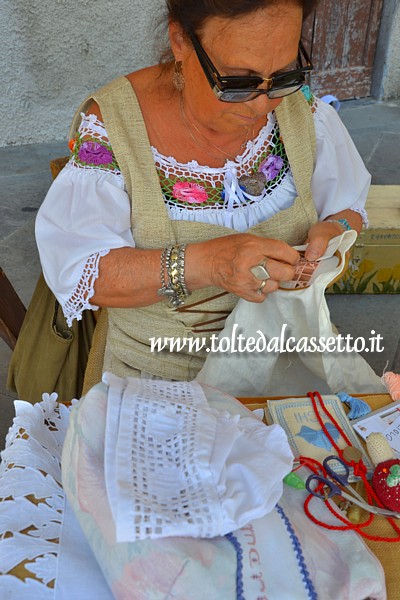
[276,504,318,600]
[225,532,245,600]
[336,392,371,420]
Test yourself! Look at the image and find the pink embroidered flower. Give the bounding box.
[172,181,208,204]
[78,141,114,165]
[258,154,284,181]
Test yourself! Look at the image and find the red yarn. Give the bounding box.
[300,392,400,542]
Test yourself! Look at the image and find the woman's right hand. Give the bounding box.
[186,233,300,302]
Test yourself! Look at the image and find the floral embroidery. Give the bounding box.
[78,141,114,166]
[70,129,120,174]
[258,154,284,181]
[172,181,209,204]
[160,123,290,210]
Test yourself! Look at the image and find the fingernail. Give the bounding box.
[306,250,319,260]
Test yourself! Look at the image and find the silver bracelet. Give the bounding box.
[157,244,191,308]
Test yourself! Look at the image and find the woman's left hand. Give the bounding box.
[304,211,363,261]
[303,220,345,260]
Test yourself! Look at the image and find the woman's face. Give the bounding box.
[169,2,304,136]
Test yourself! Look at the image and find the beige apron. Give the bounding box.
[71,76,317,381]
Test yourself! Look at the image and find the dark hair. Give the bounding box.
[166,0,318,35]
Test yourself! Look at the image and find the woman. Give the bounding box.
[35,0,369,382]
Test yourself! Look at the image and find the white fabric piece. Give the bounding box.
[55,500,113,600]
[102,372,293,542]
[238,510,311,600]
[35,97,370,323]
[197,231,387,397]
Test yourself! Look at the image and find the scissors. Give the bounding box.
[305,455,400,519]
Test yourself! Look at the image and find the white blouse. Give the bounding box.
[35,96,370,325]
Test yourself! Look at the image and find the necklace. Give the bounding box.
[179,96,268,196]
[179,94,254,163]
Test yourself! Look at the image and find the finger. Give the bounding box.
[258,258,296,283]
[259,239,300,266]
[304,236,329,261]
[250,279,279,303]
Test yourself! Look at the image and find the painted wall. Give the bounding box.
[1,0,399,147]
[0,0,165,147]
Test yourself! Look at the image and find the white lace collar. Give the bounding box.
[150,112,277,175]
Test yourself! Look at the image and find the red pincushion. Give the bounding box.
[372,459,400,512]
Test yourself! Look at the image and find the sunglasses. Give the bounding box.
[188,32,313,103]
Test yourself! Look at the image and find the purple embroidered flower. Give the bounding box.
[78,141,114,166]
[258,154,284,181]
[173,181,208,204]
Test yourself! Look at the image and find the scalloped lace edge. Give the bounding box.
[349,203,369,228]
[62,250,110,326]
[0,397,75,597]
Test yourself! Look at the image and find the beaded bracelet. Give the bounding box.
[325,218,352,231]
[157,244,191,308]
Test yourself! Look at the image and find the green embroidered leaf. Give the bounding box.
[387,464,400,488]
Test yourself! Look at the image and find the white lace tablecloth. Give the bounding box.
[0,397,113,599]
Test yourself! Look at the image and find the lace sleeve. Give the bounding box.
[62,250,110,326]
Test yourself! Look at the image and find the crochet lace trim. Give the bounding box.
[349,202,369,227]
[0,396,75,598]
[63,250,109,326]
[153,115,290,211]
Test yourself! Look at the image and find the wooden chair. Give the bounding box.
[0,267,26,350]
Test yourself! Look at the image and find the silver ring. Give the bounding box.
[250,260,270,281]
[256,279,267,295]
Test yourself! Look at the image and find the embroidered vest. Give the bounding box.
[71,77,317,381]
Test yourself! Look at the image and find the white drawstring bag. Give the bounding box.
[197,231,386,397]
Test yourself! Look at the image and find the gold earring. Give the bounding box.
[172,61,185,92]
